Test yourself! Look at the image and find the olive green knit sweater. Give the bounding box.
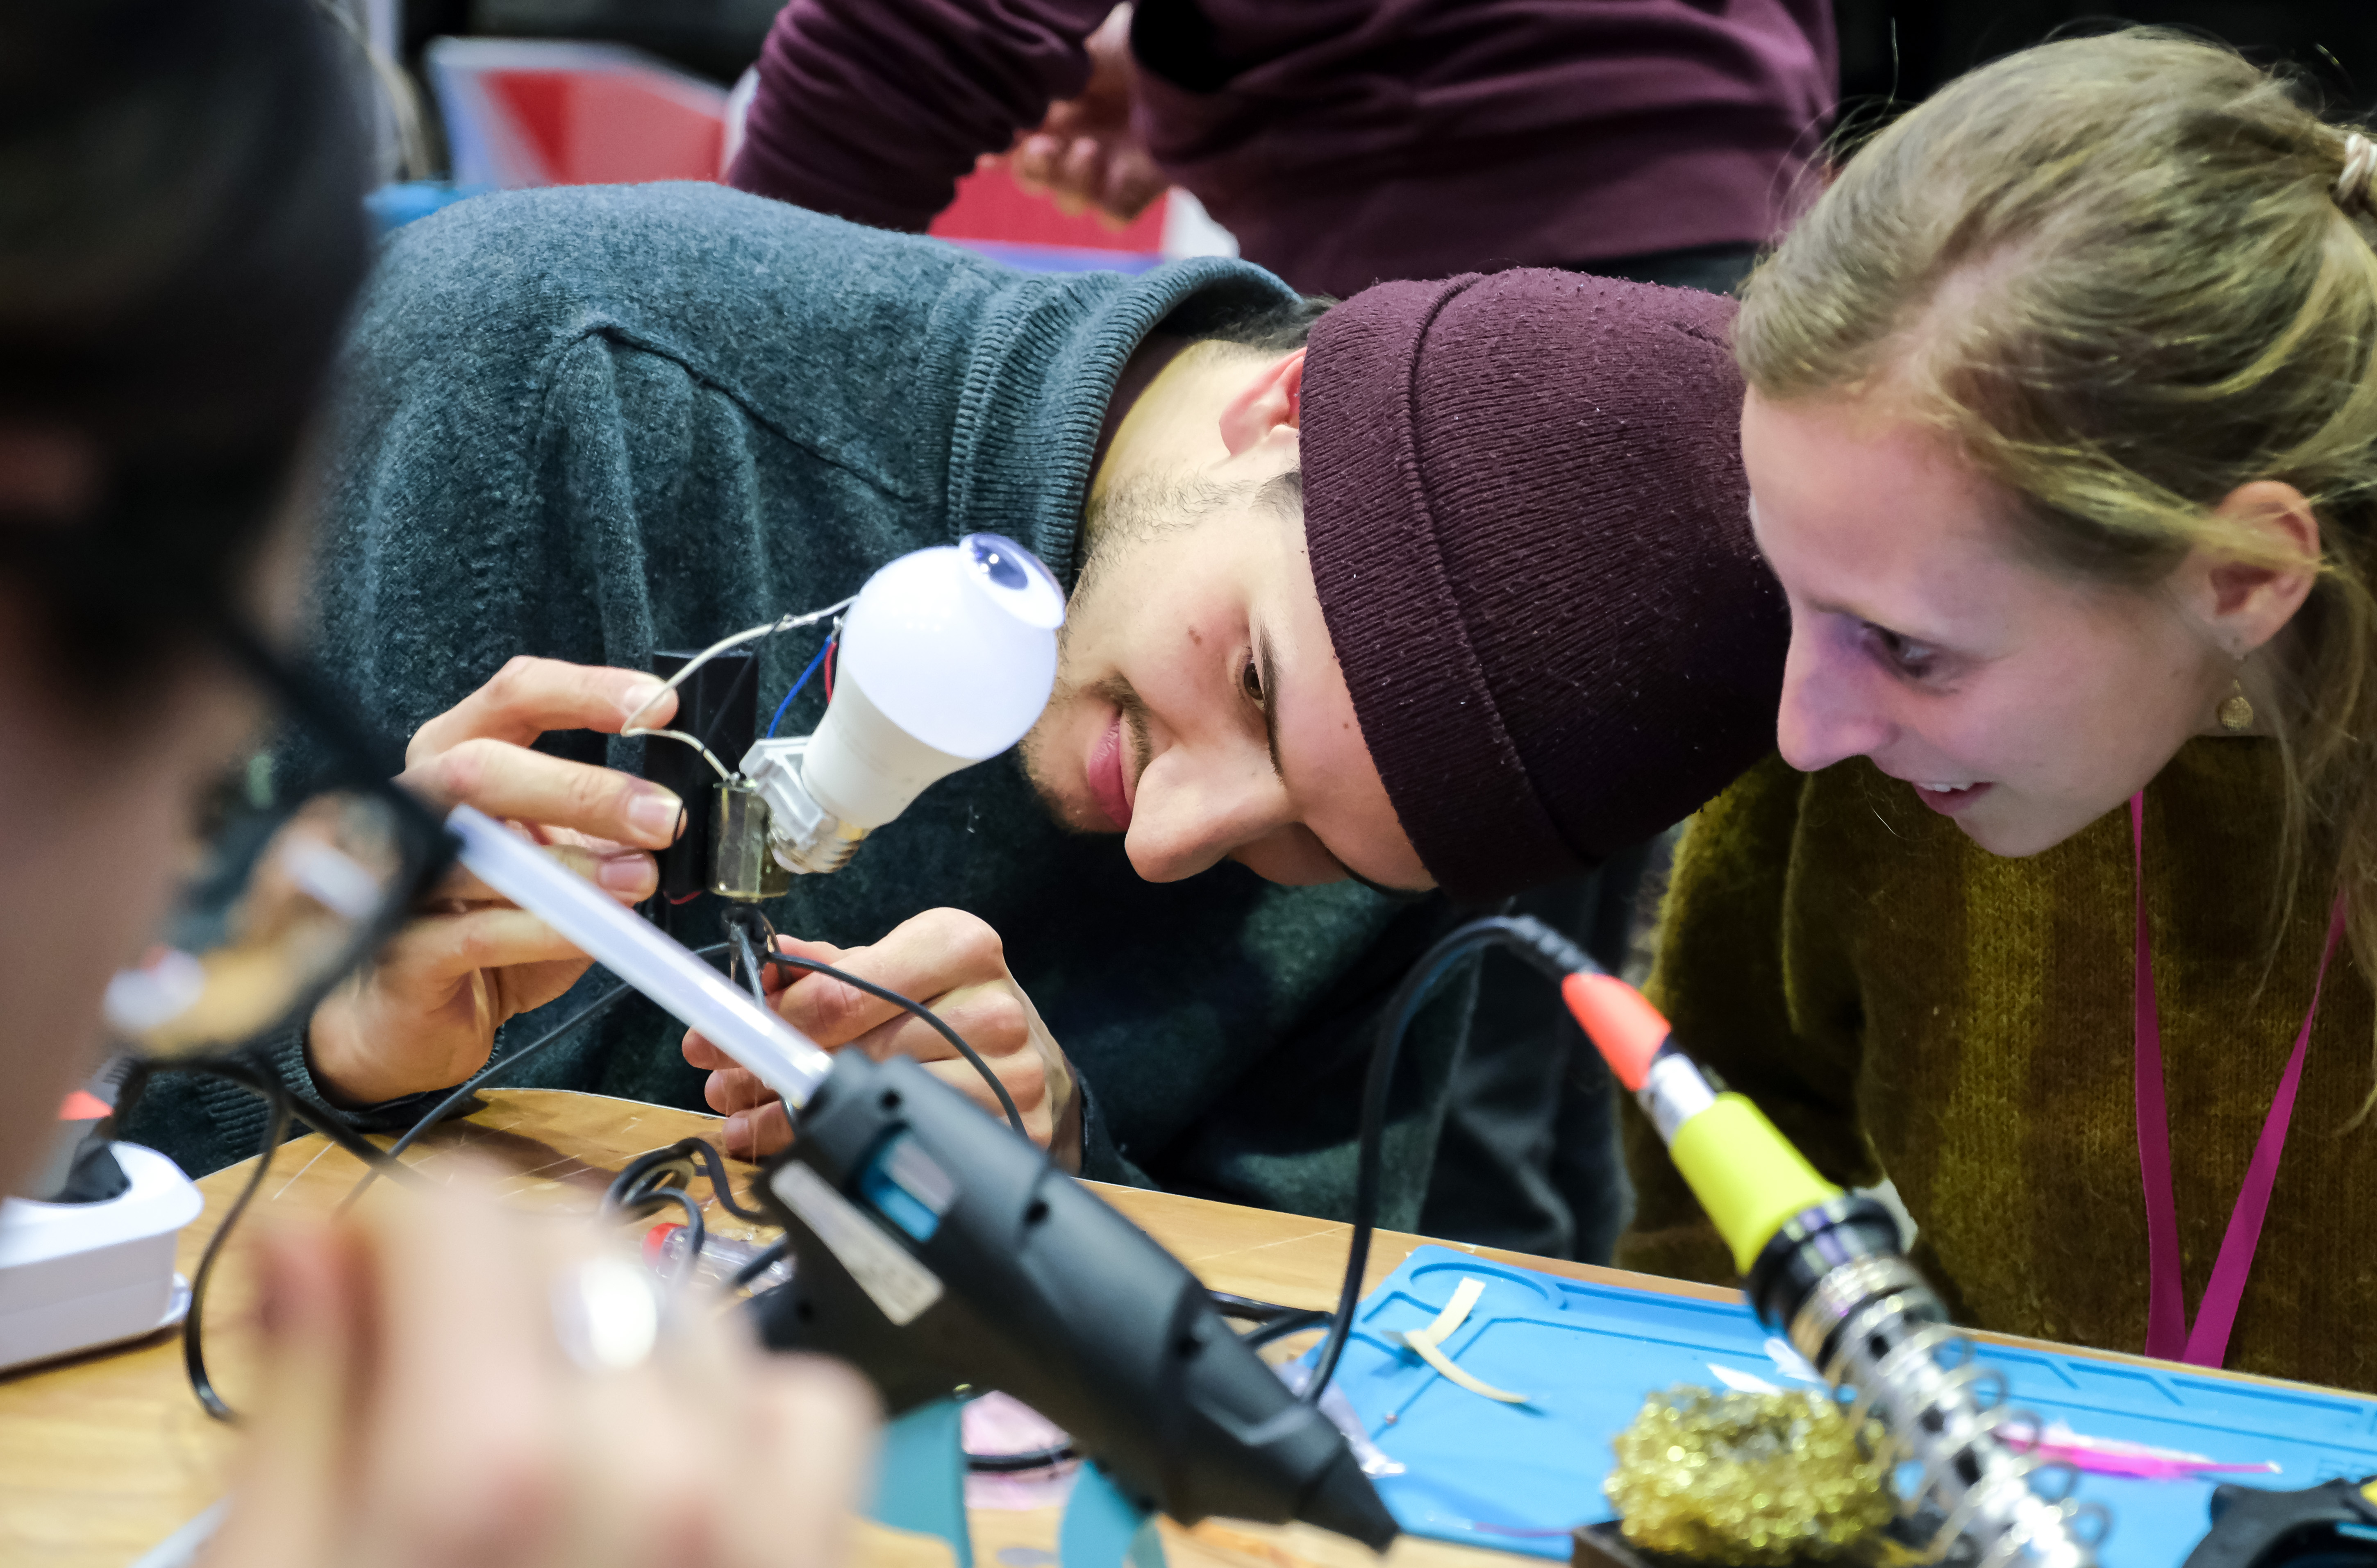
[1618,741,2377,1391]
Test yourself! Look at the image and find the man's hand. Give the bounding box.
[683,908,1082,1169]
[307,657,689,1106]
[990,4,1167,229]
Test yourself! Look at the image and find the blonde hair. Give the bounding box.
[1736,29,2377,1108]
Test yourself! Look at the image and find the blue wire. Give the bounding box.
[766,638,834,738]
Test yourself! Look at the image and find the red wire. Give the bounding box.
[822,638,836,703]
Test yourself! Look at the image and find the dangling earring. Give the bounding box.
[2218,661,2255,733]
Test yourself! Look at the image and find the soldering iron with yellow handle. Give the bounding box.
[1474,917,2106,1568]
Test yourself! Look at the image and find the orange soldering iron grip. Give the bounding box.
[1560,971,1670,1092]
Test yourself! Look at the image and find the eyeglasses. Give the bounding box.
[102,622,454,1059]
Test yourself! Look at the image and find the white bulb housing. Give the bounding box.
[742,534,1064,874]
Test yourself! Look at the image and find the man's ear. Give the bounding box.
[2188,479,2321,656]
[1216,349,1306,458]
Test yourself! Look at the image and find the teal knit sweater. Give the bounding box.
[124,183,1479,1227]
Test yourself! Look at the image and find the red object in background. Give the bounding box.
[424,38,1177,268]
[929,164,1166,254]
[427,39,731,190]
[482,70,723,186]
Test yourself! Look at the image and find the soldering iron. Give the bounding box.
[1350,915,2106,1568]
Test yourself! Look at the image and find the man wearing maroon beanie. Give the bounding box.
[1026,265,1780,903]
[218,186,1779,1254]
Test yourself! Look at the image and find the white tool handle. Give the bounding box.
[445,804,834,1107]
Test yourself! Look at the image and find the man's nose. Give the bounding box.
[1122,749,1290,883]
[1775,625,1893,773]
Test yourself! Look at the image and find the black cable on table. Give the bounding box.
[608,1135,771,1226]
[1301,914,1592,1405]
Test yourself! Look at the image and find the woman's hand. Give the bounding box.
[206,1169,877,1568]
[683,908,1081,1169]
[307,657,689,1105]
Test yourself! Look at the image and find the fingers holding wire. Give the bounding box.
[403,738,686,855]
[408,656,678,765]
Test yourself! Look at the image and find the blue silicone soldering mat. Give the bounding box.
[1324,1246,2377,1567]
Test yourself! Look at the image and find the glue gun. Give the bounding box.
[445,804,1399,1551]
[1474,918,2105,1568]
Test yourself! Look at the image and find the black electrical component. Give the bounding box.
[2184,1478,2377,1568]
[642,647,759,901]
[750,1053,1400,1551]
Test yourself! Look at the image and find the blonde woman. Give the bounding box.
[1621,30,2377,1391]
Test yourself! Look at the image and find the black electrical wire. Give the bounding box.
[1301,914,1592,1405]
[755,950,1029,1139]
[163,1055,431,1423]
[727,917,769,1005]
[730,1235,793,1289]
[1207,1291,1312,1323]
[181,1064,290,1423]
[1239,1307,1332,1352]
[608,1135,770,1226]
[718,903,1026,1135]
[634,1185,706,1289]
[968,1443,1079,1474]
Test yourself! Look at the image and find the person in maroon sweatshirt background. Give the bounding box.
[726,0,1837,301]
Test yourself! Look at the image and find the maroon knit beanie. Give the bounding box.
[1302,269,1784,902]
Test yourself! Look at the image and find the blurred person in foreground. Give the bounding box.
[0,2,875,1562]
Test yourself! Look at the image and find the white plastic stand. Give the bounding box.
[0,1142,201,1372]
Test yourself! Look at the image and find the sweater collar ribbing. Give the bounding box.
[943,256,1297,592]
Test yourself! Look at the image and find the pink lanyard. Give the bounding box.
[2129,791,2347,1367]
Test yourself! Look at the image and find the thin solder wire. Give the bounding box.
[622,599,856,778]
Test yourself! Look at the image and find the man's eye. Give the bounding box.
[1241,658,1265,706]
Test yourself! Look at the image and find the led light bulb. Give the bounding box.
[741,534,1064,874]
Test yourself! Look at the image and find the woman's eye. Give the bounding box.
[1862,623,1939,678]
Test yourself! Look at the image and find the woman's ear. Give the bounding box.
[1216,348,1306,458]
[2188,479,2321,656]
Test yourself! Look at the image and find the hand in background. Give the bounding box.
[990,4,1168,228]
[206,1168,877,1568]
[683,908,1081,1169]
[307,657,687,1105]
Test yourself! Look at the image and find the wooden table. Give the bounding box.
[0,1089,1730,1568]
[4,1089,2326,1568]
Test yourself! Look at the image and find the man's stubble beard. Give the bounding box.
[1018,495,1162,836]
